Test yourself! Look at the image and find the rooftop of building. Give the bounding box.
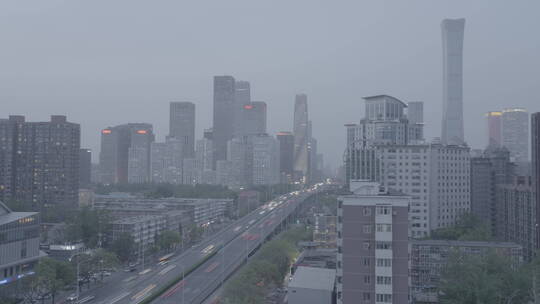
[411,239,523,249]
[362,94,408,107]
[111,215,165,225]
[289,266,336,291]
[0,201,38,226]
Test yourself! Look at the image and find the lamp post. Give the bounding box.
[68,248,84,301]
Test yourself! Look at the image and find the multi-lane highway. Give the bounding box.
[79,183,329,304]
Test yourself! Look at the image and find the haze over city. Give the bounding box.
[2,1,540,304]
[2,0,539,166]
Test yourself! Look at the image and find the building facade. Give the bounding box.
[496,176,536,261]
[441,18,465,146]
[486,111,502,147]
[169,102,195,158]
[532,112,540,249]
[293,94,309,182]
[213,76,236,167]
[252,134,280,185]
[0,115,80,207]
[150,139,183,184]
[79,149,92,188]
[337,180,409,304]
[501,108,529,162]
[277,132,295,181]
[99,123,154,184]
[0,201,43,295]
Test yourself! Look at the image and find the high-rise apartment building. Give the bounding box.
[496,176,536,261]
[441,18,465,146]
[99,123,154,184]
[79,148,92,188]
[293,94,309,182]
[277,132,295,181]
[501,108,529,162]
[376,144,470,237]
[470,147,514,235]
[213,76,236,166]
[0,115,80,208]
[486,111,502,147]
[169,102,195,158]
[337,180,409,304]
[532,112,540,249]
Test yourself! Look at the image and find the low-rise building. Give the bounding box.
[288,266,336,304]
[410,239,523,303]
[0,201,44,296]
[109,215,167,251]
[94,197,232,227]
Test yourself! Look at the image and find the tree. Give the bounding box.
[430,213,492,242]
[189,225,204,242]
[30,258,75,304]
[65,207,111,248]
[439,251,530,304]
[156,230,181,251]
[110,233,135,263]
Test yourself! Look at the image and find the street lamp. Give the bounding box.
[68,249,84,301]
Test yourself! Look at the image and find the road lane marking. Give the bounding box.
[108,291,130,304]
[138,268,152,275]
[132,284,156,301]
[159,264,177,275]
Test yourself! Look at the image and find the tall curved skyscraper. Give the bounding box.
[441,18,465,145]
[293,94,309,181]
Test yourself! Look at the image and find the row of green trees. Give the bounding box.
[15,248,120,304]
[221,227,312,304]
[439,251,540,304]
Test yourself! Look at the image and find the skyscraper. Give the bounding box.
[213,76,236,167]
[337,180,410,304]
[169,102,195,158]
[241,102,267,136]
[150,138,183,184]
[276,132,294,180]
[252,134,280,185]
[79,148,92,187]
[441,18,465,145]
[486,111,503,147]
[127,126,155,183]
[0,115,80,207]
[532,112,540,249]
[99,123,154,184]
[234,80,251,137]
[293,94,309,182]
[501,108,529,162]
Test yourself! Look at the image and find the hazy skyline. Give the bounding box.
[1,0,539,166]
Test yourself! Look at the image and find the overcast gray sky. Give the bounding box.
[1,0,539,167]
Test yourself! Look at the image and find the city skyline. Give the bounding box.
[2,1,539,167]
